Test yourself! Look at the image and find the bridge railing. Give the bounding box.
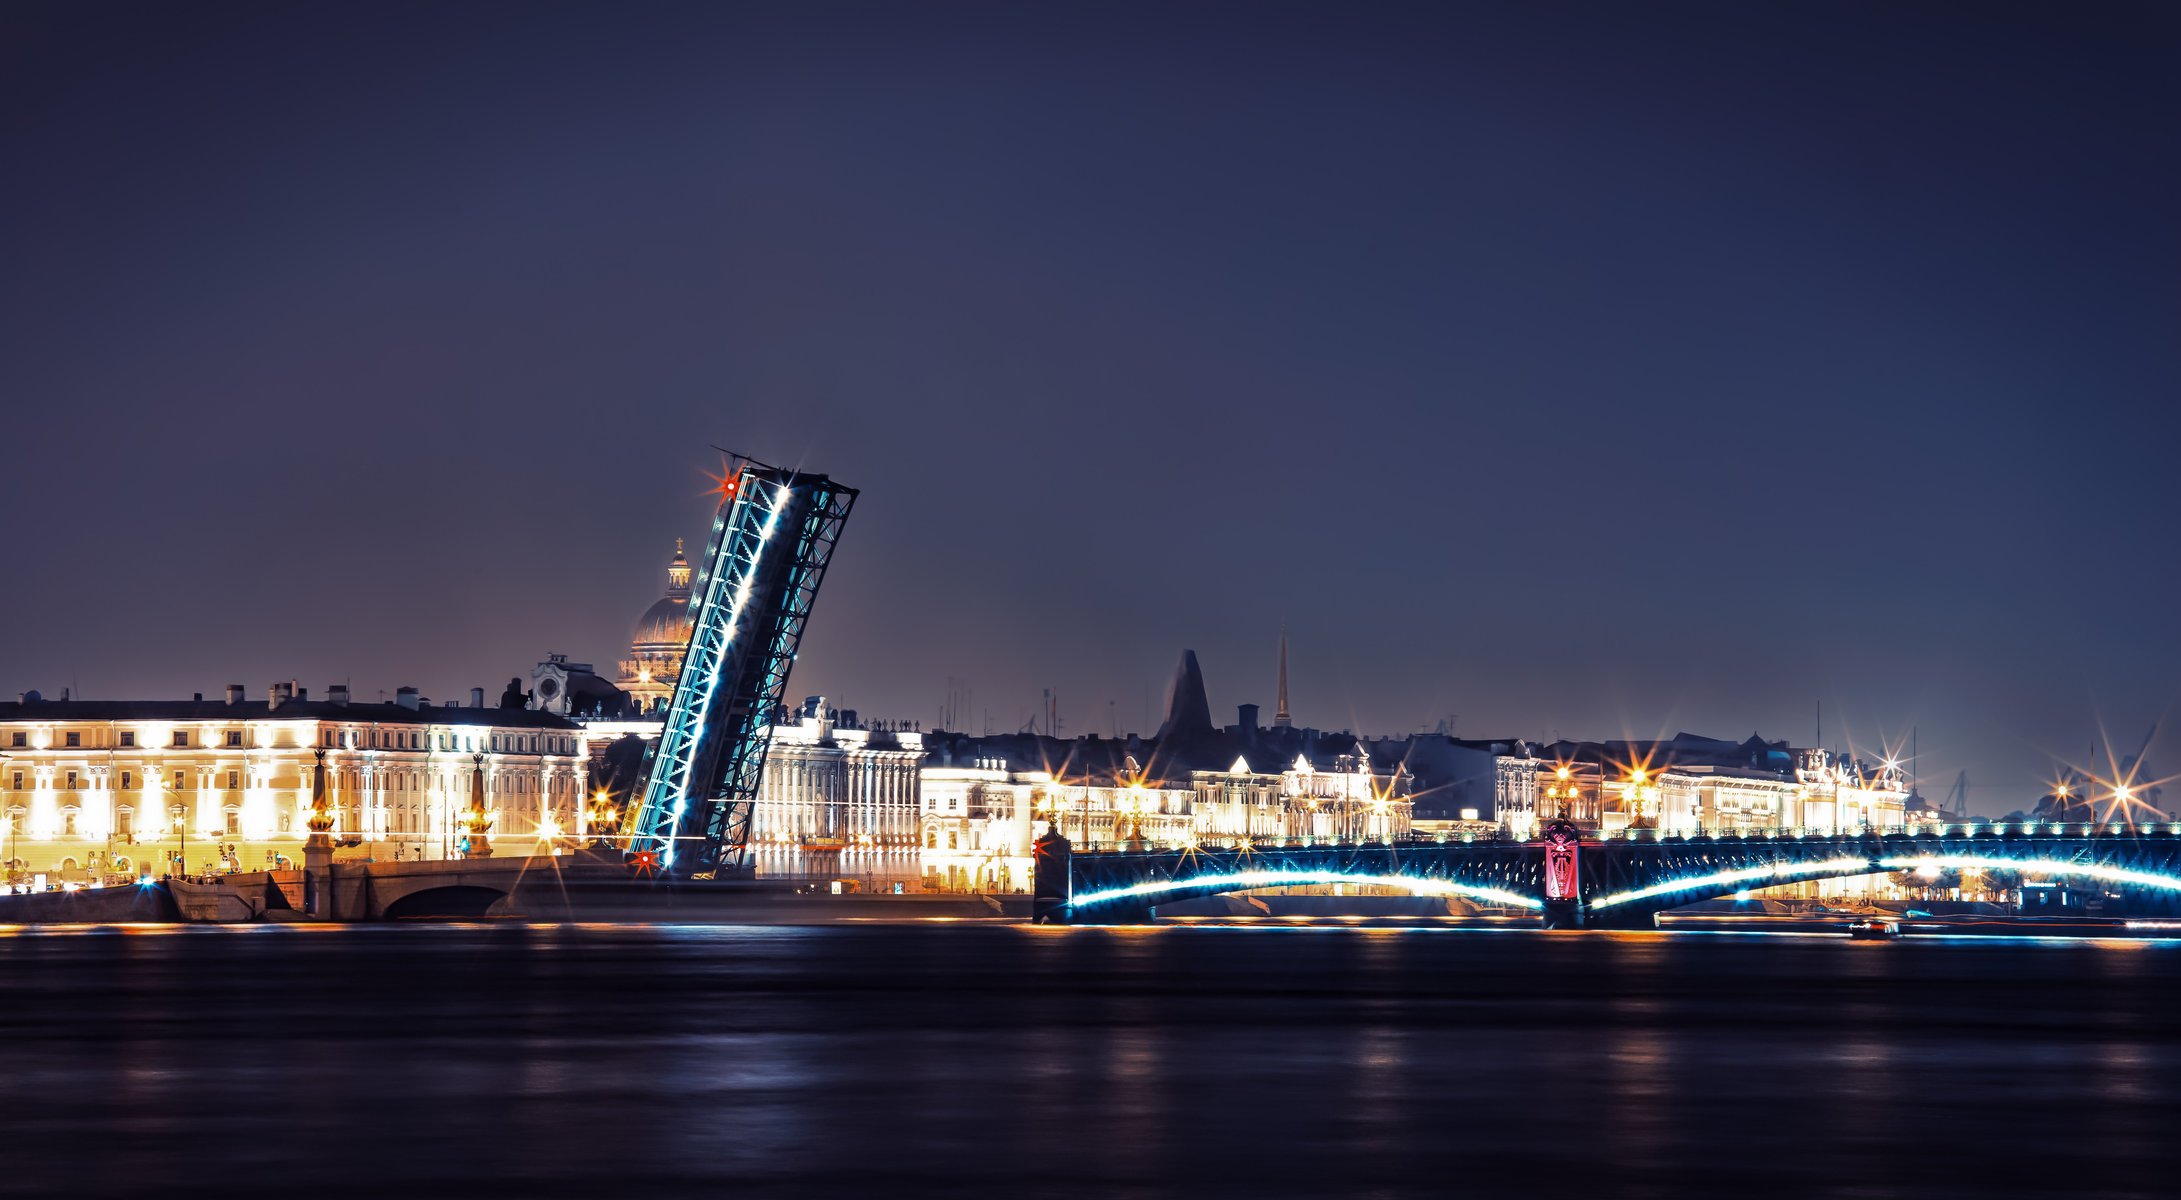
[1068,832,1529,856]
[1594,821,2181,842]
[1068,821,2181,857]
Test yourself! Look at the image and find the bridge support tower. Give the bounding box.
[1032,825,1072,924]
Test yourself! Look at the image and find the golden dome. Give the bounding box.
[633,594,693,649]
[631,539,696,649]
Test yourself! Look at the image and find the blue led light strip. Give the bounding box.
[623,463,857,874]
[1069,869,1544,911]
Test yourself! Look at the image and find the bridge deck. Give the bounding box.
[1044,824,2181,925]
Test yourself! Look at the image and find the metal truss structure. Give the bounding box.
[1051,826,2181,924]
[1055,838,1540,923]
[624,460,857,876]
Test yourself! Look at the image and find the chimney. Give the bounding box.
[296,686,308,702]
[268,682,294,710]
[193,692,203,702]
[1237,703,1260,734]
[226,684,244,706]
[328,685,350,707]
[395,687,420,711]
[470,687,485,708]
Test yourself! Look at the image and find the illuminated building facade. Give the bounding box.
[0,687,587,884]
[918,743,1413,893]
[569,695,928,889]
[1394,737,1555,838]
[1530,734,1910,836]
[746,698,925,889]
[618,540,694,714]
[913,650,1415,892]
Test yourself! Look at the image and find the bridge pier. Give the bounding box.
[1540,898,1585,929]
[1032,826,1072,924]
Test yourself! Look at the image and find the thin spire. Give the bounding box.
[666,538,691,596]
[1273,627,1292,728]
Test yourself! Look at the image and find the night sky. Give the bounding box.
[3,2,2175,811]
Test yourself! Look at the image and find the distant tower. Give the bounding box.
[1273,628,1292,728]
[1155,650,1215,741]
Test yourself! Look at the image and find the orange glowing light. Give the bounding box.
[704,460,743,506]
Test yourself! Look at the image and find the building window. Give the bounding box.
[227,771,239,790]
[121,771,134,790]
[8,771,20,790]
[172,731,188,747]
[65,732,81,748]
[172,771,186,790]
[225,731,243,747]
[8,732,22,748]
[118,809,135,837]
[66,771,78,790]
[224,810,240,836]
[120,731,135,747]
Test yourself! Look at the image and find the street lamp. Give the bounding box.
[587,788,621,850]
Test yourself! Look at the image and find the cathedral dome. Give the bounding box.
[631,537,696,649]
[633,594,693,649]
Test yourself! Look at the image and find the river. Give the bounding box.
[1,923,2175,1198]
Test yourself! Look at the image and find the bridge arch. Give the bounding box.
[1587,853,2181,916]
[381,884,509,920]
[1068,869,1542,918]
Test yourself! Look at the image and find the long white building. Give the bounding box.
[0,685,589,884]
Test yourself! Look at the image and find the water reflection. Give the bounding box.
[1,924,2177,1197]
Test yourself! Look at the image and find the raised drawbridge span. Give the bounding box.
[623,457,857,877]
[1037,824,2181,926]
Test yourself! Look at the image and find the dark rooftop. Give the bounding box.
[0,698,582,731]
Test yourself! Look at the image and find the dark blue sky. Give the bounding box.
[3,2,2175,811]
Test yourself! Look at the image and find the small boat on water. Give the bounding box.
[1848,918,1901,940]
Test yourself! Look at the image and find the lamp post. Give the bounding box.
[462,753,494,859]
[587,788,621,851]
[1622,767,1656,831]
[175,799,188,879]
[304,749,336,916]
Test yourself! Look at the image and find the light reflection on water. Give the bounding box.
[0,923,2177,1198]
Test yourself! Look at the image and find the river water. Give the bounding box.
[1,922,2176,1198]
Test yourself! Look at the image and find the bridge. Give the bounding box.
[622,455,858,877]
[1034,822,2181,926]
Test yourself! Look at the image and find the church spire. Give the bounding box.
[666,538,691,597]
[1273,627,1292,728]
